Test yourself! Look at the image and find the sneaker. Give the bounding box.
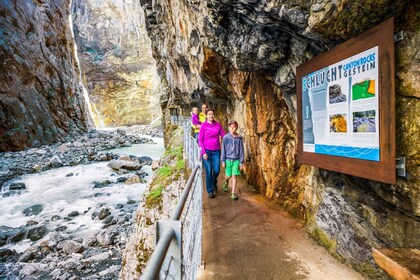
[214,185,218,192]
[230,193,238,200]
[222,181,228,192]
[208,192,215,199]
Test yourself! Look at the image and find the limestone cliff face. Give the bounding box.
[0,0,91,151]
[140,0,419,277]
[71,0,162,127]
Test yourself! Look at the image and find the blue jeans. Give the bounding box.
[202,150,220,194]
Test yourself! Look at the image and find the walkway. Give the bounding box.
[197,172,365,280]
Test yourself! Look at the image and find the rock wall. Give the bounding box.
[0,0,91,152]
[139,0,420,278]
[71,0,162,127]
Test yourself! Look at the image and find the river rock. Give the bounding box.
[23,204,44,216]
[61,240,84,255]
[49,155,63,168]
[27,225,48,241]
[51,215,62,221]
[9,182,26,190]
[93,180,111,188]
[18,247,37,262]
[107,159,142,171]
[139,156,153,165]
[98,264,120,277]
[151,160,159,170]
[19,263,48,276]
[136,170,147,178]
[83,236,97,247]
[55,226,67,232]
[87,251,111,262]
[10,228,27,243]
[62,258,80,270]
[96,230,115,246]
[68,211,79,217]
[26,220,39,226]
[98,208,111,220]
[50,232,65,242]
[0,248,17,262]
[125,175,140,185]
[117,177,128,183]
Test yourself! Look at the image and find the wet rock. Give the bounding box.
[83,236,97,247]
[127,199,136,205]
[125,175,140,185]
[9,182,26,190]
[68,211,79,217]
[10,228,27,243]
[49,232,65,246]
[27,225,48,241]
[51,215,62,221]
[66,173,74,177]
[117,177,128,183]
[25,218,38,225]
[96,230,115,246]
[18,248,36,263]
[22,204,44,216]
[139,156,153,165]
[95,152,110,161]
[0,248,17,262]
[50,155,63,168]
[107,159,142,171]
[136,170,147,178]
[62,240,84,254]
[2,190,20,197]
[98,208,111,220]
[93,180,111,189]
[115,204,124,209]
[55,226,67,232]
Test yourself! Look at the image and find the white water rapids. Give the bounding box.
[0,138,164,253]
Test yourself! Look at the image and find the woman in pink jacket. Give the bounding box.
[198,108,226,198]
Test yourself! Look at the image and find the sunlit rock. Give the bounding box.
[71,0,162,127]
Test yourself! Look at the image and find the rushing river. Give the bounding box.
[0,137,164,254]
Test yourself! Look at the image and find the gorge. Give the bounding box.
[1,0,419,279]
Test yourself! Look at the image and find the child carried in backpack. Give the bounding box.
[221,120,244,200]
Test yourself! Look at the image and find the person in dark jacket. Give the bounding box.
[221,120,244,200]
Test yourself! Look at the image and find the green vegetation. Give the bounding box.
[145,133,185,208]
[309,228,339,259]
[145,184,164,208]
[165,145,183,159]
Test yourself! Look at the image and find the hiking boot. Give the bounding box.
[208,192,215,199]
[222,181,228,192]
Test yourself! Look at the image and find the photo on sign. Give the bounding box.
[352,79,376,100]
[329,84,347,104]
[329,114,347,133]
[353,110,376,133]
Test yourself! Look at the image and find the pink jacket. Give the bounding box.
[198,120,226,155]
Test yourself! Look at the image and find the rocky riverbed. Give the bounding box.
[0,125,164,279]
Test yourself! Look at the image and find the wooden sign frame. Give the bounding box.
[296,18,395,184]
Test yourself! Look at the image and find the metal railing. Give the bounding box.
[142,117,202,280]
